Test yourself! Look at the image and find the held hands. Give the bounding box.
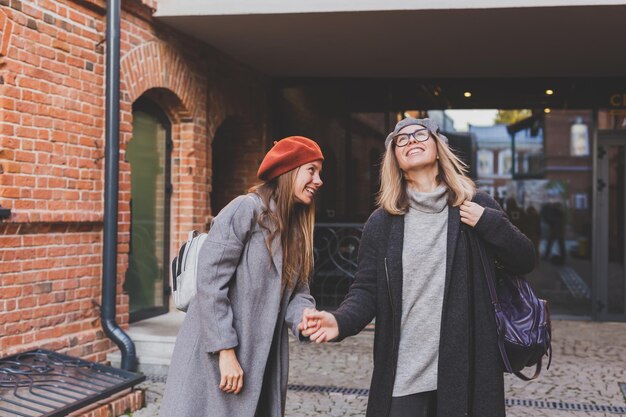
[218,348,244,394]
[460,200,485,228]
[298,308,339,344]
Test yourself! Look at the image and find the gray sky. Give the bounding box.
[445,109,498,132]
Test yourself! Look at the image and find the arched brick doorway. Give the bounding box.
[210,117,257,215]
[124,95,173,322]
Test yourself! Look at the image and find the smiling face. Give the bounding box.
[293,160,323,205]
[393,124,438,174]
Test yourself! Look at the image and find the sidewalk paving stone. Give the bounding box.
[130,319,626,416]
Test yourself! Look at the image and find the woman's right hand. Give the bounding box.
[460,200,485,228]
[300,310,339,343]
[218,348,244,394]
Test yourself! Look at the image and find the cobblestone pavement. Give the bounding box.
[133,320,626,417]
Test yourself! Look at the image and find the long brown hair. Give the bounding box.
[249,167,316,289]
[377,132,476,214]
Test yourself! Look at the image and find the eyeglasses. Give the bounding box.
[392,128,430,147]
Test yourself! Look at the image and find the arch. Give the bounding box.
[120,41,202,118]
[137,87,189,125]
[210,116,256,215]
[119,41,210,236]
[0,8,14,59]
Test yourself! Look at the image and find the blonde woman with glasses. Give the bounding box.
[300,118,535,417]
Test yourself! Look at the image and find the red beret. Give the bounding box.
[257,136,324,181]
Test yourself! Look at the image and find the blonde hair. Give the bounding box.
[249,167,315,289]
[377,132,476,215]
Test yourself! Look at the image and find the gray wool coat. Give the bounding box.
[159,194,315,417]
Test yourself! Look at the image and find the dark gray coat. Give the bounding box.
[160,194,315,417]
[333,191,535,417]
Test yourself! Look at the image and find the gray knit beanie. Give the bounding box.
[384,117,448,148]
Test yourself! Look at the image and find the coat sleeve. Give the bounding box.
[332,210,381,341]
[196,195,258,353]
[472,192,536,274]
[284,279,316,338]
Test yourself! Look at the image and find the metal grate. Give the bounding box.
[288,384,370,396]
[312,223,363,310]
[146,374,167,383]
[0,349,145,417]
[507,398,626,414]
[557,266,591,299]
[287,384,626,414]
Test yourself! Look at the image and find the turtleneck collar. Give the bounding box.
[406,185,448,213]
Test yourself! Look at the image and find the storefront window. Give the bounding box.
[440,109,594,316]
[498,149,512,176]
[598,109,626,130]
[477,149,494,176]
[277,83,599,317]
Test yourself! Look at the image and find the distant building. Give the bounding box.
[470,123,544,199]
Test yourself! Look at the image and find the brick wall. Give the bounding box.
[0,0,270,361]
[68,388,144,417]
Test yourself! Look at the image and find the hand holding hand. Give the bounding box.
[460,200,485,228]
[298,307,321,334]
[300,310,339,343]
[218,348,244,394]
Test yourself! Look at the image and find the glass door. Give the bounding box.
[594,133,626,321]
[125,97,172,322]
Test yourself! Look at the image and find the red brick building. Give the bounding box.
[0,0,270,361]
[3,0,626,368]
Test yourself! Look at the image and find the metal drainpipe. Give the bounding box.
[102,0,137,372]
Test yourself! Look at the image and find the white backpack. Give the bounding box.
[171,230,208,312]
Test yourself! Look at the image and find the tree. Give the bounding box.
[494,109,532,125]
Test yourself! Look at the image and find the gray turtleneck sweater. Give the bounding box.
[392,185,449,397]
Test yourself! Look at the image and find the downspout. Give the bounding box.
[102,0,137,371]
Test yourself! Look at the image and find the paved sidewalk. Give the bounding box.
[133,320,626,416]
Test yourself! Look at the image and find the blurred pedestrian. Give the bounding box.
[526,205,541,259]
[541,201,566,264]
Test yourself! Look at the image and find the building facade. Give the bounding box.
[2,0,626,364]
[0,0,271,361]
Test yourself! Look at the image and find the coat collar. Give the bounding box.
[250,193,283,275]
[442,205,461,314]
[386,214,404,331]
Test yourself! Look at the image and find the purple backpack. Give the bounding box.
[475,239,552,380]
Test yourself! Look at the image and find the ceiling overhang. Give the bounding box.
[155,2,626,78]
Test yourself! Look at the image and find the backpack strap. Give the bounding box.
[180,230,199,272]
[473,233,516,375]
[514,358,542,381]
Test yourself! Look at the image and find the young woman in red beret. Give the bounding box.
[160,136,324,417]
